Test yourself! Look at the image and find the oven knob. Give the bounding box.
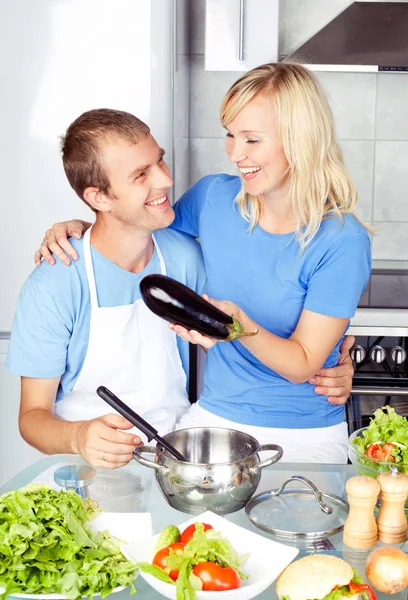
[350,345,366,364]
[369,345,386,364]
[391,346,407,365]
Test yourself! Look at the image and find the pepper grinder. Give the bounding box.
[343,475,380,549]
[376,466,408,544]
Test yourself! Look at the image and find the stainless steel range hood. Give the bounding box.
[286,2,408,73]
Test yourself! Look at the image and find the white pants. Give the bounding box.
[176,403,349,464]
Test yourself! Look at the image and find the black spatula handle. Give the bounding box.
[97,385,157,442]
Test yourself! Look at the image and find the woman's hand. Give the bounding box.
[309,335,355,405]
[34,219,92,266]
[168,295,244,349]
[168,323,218,349]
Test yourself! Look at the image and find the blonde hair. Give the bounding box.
[220,62,371,249]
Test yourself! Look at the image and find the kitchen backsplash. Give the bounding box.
[175,0,408,262]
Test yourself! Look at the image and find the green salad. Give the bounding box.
[137,522,248,600]
[352,406,408,474]
[0,484,137,599]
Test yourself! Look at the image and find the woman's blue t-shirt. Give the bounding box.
[171,174,371,429]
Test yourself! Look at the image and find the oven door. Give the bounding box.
[347,377,408,433]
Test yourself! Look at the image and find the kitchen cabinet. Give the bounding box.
[205,0,279,71]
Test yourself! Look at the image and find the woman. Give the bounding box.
[35,63,367,463]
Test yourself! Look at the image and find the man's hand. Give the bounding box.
[309,335,355,405]
[73,414,143,469]
[34,219,91,267]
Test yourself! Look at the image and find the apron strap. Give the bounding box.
[152,233,166,275]
[83,227,99,309]
[83,230,166,309]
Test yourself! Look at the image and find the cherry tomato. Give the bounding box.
[192,561,241,591]
[152,542,185,581]
[180,522,214,544]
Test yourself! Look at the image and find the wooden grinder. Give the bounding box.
[376,466,408,544]
[343,475,380,549]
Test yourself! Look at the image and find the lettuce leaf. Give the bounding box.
[0,484,137,599]
[136,563,175,585]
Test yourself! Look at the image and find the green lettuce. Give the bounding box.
[136,563,175,585]
[0,484,137,599]
[352,407,408,474]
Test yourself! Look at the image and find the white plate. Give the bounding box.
[122,510,299,600]
[0,511,152,598]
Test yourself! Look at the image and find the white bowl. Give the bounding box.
[121,510,299,600]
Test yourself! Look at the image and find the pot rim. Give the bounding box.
[157,426,269,466]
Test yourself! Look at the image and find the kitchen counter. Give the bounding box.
[0,455,405,600]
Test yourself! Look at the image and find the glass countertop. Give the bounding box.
[0,456,405,599]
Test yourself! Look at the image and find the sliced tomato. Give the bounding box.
[192,562,240,591]
[180,522,214,544]
[349,580,376,600]
[382,442,395,462]
[366,444,383,460]
[152,542,185,581]
[365,443,395,463]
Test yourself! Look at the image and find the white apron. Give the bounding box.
[55,228,190,439]
[177,403,349,464]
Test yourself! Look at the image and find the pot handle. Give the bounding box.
[132,446,169,474]
[257,443,283,469]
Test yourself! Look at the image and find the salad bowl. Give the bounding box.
[122,510,299,600]
[348,407,408,477]
[348,427,408,476]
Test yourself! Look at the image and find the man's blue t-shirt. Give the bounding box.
[171,174,371,429]
[6,228,206,402]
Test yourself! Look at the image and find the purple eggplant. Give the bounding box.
[139,274,258,341]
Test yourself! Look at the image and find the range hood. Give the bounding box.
[286,2,408,73]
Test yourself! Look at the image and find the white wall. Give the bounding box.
[0,0,173,331]
[0,0,174,487]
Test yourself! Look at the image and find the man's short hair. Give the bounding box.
[61,108,150,207]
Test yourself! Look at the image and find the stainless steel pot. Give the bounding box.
[132,427,283,515]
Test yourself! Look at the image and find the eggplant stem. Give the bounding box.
[221,316,259,342]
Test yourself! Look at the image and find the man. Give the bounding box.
[8,109,354,470]
[6,109,205,469]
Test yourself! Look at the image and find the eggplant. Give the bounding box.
[139,274,258,342]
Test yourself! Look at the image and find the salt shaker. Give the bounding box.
[376,466,408,544]
[343,475,380,549]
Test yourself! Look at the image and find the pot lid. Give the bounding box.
[245,475,349,540]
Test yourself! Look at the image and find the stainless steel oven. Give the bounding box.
[347,261,408,433]
[347,332,408,433]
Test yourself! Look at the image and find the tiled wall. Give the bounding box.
[183,0,408,261]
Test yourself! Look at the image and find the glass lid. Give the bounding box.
[245,475,349,540]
